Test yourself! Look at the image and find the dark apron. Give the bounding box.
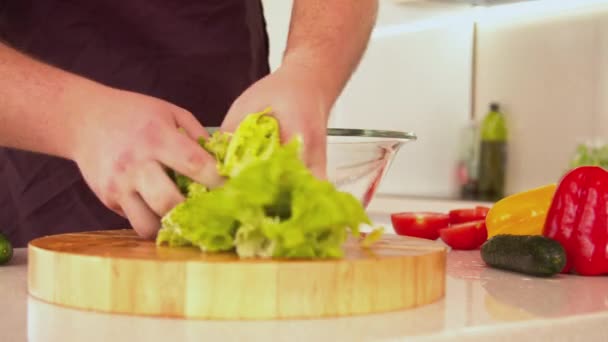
[0,0,270,247]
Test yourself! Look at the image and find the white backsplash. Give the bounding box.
[598,15,608,137]
[331,23,474,198]
[263,0,475,198]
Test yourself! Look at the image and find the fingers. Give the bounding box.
[303,131,328,180]
[221,100,268,133]
[120,192,161,240]
[155,129,224,188]
[133,161,185,216]
[110,161,185,240]
[280,122,328,180]
[308,145,328,180]
[108,206,127,218]
[224,107,328,179]
[171,106,209,140]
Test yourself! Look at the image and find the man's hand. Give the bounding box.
[221,64,329,179]
[222,0,378,179]
[0,43,224,239]
[71,87,221,239]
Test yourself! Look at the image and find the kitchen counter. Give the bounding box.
[2,196,608,342]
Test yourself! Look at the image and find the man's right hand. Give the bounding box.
[70,87,221,239]
[0,42,219,239]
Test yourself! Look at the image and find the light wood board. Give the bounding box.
[28,229,446,320]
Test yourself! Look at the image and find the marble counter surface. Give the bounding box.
[1,196,607,342]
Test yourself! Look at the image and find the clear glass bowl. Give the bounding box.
[206,127,417,208]
[327,129,416,208]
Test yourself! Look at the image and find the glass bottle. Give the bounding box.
[456,120,480,199]
[477,102,508,201]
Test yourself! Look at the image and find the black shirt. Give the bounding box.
[0,0,270,246]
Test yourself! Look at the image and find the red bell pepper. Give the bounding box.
[543,166,608,276]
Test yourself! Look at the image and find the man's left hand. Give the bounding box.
[221,64,331,179]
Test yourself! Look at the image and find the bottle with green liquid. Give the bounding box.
[478,103,508,202]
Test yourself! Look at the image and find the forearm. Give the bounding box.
[0,42,99,159]
[283,0,378,109]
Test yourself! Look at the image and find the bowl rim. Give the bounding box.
[206,127,417,142]
[327,128,416,141]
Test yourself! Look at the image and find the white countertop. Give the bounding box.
[2,196,608,342]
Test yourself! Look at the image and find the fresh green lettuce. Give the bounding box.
[157,108,381,258]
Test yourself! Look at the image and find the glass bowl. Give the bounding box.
[206,127,417,208]
[327,129,416,208]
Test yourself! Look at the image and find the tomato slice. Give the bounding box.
[439,220,487,250]
[391,212,450,240]
[448,206,490,225]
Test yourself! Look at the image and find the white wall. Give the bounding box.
[598,15,608,137]
[474,2,608,194]
[331,2,475,198]
[262,1,476,198]
[263,0,608,199]
[261,0,293,72]
[331,25,474,198]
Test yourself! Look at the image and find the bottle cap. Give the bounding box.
[490,102,500,112]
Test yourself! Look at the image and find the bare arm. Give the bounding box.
[283,0,379,110]
[0,42,218,238]
[222,1,378,178]
[0,42,96,159]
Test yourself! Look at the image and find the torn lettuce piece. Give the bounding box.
[234,220,276,258]
[155,223,191,247]
[158,108,381,258]
[219,107,280,178]
[362,227,385,248]
[159,190,245,252]
[168,132,230,195]
[168,108,278,195]
[200,131,231,164]
[253,168,370,258]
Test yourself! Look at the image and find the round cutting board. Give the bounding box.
[28,229,446,320]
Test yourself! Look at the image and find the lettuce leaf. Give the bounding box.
[218,108,280,177]
[157,108,381,258]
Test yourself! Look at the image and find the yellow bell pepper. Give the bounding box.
[486,184,557,238]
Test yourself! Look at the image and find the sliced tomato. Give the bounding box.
[439,220,487,250]
[391,212,450,240]
[448,206,490,225]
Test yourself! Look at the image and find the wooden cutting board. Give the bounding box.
[28,229,446,320]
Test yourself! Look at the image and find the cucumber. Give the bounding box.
[480,234,566,277]
[0,233,12,265]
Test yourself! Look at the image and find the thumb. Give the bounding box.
[221,100,269,134]
[169,106,224,188]
[303,131,328,180]
[310,162,327,180]
[276,116,328,181]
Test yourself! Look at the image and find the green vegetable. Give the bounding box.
[0,233,13,265]
[480,234,566,277]
[569,143,608,170]
[217,110,280,178]
[168,110,280,195]
[361,227,384,248]
[158,108,381,258]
